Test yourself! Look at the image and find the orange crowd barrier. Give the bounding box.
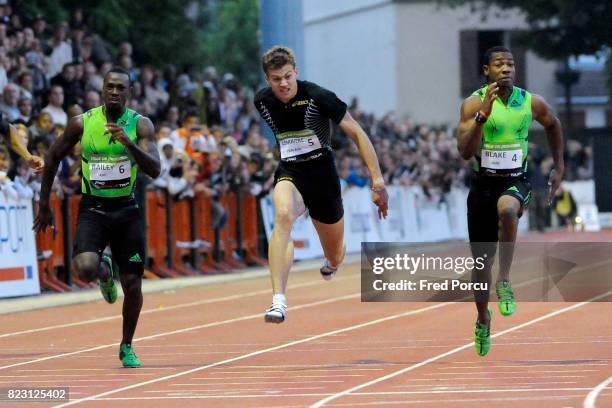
[67,195,95,288]
[146,190,179,277]
[170,197,198,276]
[33,189,267,291]
[193,192,226,273]
[240,193,267,266]
[220,192,246,269]
[35,193,71,293]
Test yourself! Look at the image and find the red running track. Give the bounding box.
[0,230,611,407]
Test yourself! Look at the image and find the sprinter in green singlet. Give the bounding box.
[457,46,564,356]
[34,67,161,368]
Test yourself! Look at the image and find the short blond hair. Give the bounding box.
[261,45,296,74]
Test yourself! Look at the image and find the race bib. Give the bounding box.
[481,146,522,170]
[278,130,321,160]
[89,156,131,189]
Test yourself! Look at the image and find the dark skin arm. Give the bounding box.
[33,115,83,232]
[457,83,500,160]
[532,94,564,204]
[105,116,161,178]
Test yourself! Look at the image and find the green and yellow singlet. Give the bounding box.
[472,85,532,177]
[81,106,140,197]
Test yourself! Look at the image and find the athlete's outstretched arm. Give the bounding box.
[106,116,160,179]
[6,124,44,172]
[33,115,83,232]
[339,112,388,219]
[532,94,564,203]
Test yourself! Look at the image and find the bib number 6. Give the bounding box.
[119,164,125,174]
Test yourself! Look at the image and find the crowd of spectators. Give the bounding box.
[0,4,595,236]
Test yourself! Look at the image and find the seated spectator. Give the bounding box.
[46,22,72,80]
[57,143,81,195]
[28,111,53,144]
[169,111,216,159]
[50,62,83,108]
[154,137,192,199]
[83,89,100,111]
[0,144,18,200]
[237,126,263,159]
[11,157,35,199]
[16,96,32,125]
[0,83,20,121]
[42,85,67,126]
[16,71,35,102]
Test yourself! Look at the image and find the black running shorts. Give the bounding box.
[274,151,344,224]
[73,194,145,275]
[467,175,532,244]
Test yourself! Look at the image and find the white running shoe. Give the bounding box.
[320,259,338,281]
[264,301,287,323]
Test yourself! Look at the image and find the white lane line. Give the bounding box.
[584,376,612,408]
[53,302,450,407]
[0,293,359,371]
[72,387,597,400]
[309,289,612,408]
[390,381,579,387]
[190,374,365,379]
[162,382,345,387]
[436,369,599,373]
[211,369,386,373]
[0,275,355,339]
[423,371,591,375]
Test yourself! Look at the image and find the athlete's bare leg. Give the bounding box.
[268,180,305,295]
[497,195,521,282]
[312,217,345,271]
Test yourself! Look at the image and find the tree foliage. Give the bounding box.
[19,0,260,77]
[438,0,612,59]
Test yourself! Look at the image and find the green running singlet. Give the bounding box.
[81,106,140,197]
[471,85,532,177]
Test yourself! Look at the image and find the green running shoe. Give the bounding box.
[119,343,141,368]
[496,280,516,316]
[98,255,117,304]
[474,308,492,357]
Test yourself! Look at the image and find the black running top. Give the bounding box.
[254,80,347,163]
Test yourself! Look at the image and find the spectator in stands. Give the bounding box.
[164,105,180,129]
[83,89,100,111]
[82,61,102,92]
[28,111,53,144]
[154,137,191,198]
[16,70,34,101]
[552,186,578,231]
[202,151,229,232]
[16,96,32,124]
[57,143,81,195]
[46,22,72,79]
[0,83,20,121]
[154,122,172,142]
[169,110,216,159]
[11,157,35,199]
[50,62,83,108]
[237,126,262,159]
[41,85,67,126]
[246,153,274,198]
[0,144,18,200]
